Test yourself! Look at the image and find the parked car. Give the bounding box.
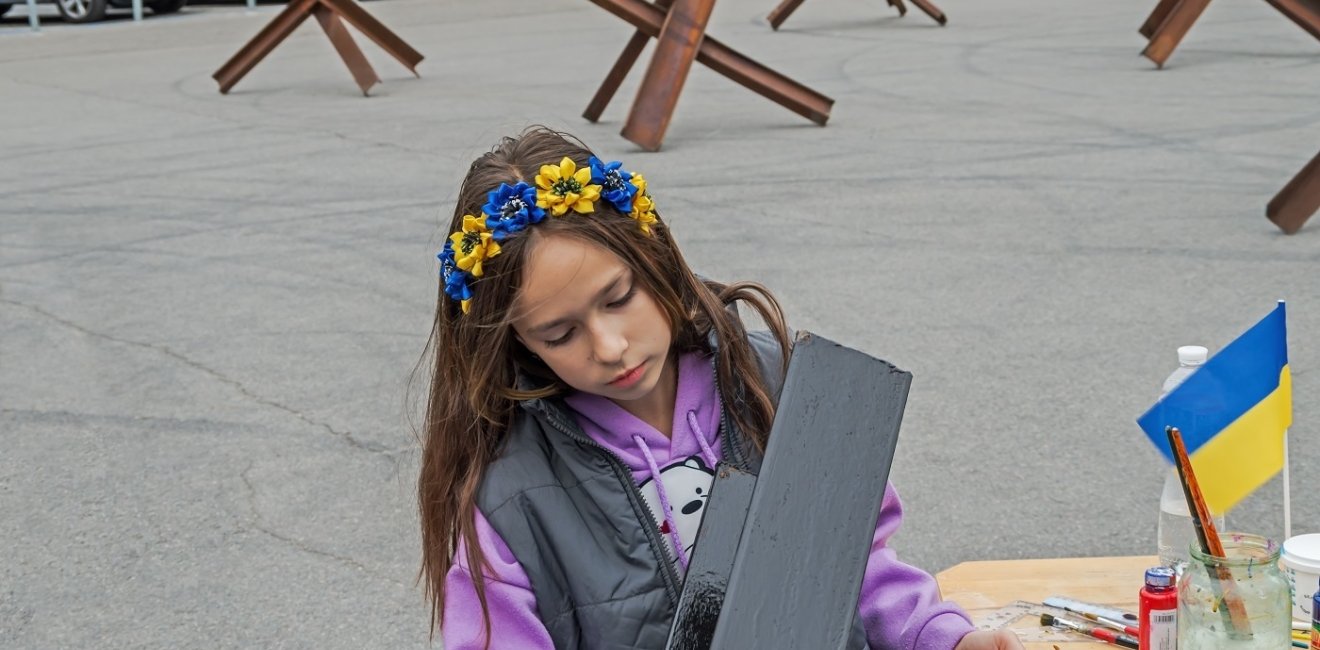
[0,0,186,23]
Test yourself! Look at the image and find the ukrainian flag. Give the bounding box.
[1138,302,1292,514]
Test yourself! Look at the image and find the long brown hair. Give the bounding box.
[417,126,790,641]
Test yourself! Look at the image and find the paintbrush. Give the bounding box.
[1078,611,1139,637]
[1166,425,1253,639]
[1041,613,1139,649]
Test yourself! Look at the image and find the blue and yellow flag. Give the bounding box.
[1137,302,1291,514]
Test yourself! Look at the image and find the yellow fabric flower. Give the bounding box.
[449,214,502,277]
[628,174,658,235]
[535,157,602,216]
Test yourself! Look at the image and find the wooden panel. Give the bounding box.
[709,333,909,649]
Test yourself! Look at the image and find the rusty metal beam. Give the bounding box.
[314,5,381,95]
[709,332,909,649]
[1140,0,1316,66]
[907,0,947,24]
[585,0,677,123]
[213,0,318,94]
[1142,0,1212,67]
[768,0,946,29]
[621,0,716,151]
[1262,0,1320,40]
[588,0,833,130]
[213,0,422,95]
[1139,0,1182,39]
[585,32,652,123]
[1267,149,1320,234]
[766,0,806,30]
[320,0,424,75]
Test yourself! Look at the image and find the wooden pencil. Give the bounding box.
[1166,426,1253,638]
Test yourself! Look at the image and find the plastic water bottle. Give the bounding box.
[1156,345,1226,572]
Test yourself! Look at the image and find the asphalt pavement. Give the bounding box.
[2,0,1319,646]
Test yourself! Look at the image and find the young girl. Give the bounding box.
[418,127,1024,650]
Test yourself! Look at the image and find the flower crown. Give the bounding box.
[437,156,658,314]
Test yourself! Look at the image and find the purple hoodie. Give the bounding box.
[443,351,975,649]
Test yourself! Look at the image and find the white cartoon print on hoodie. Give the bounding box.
[637,455,715,571]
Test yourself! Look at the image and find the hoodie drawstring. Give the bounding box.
[688,410,719,469]
[632,433,692,571]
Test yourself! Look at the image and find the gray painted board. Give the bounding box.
[708,332,910,649]
[664,463,758,650]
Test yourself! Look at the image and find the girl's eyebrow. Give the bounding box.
[528,272,628,334]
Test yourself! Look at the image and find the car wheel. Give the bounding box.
[56,0,107,22]
[147,0,184,14]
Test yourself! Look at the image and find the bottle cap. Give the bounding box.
[1145,566,1177,588]
[1177,346,1208,366]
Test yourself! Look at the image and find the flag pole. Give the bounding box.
[1284,430,1292,540]
[1281,299,1291,542]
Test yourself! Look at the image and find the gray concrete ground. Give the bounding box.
[2,0,1319,646]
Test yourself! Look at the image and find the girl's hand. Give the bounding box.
[954,629,1026,650]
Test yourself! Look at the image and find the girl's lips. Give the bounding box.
[609,361,646,387]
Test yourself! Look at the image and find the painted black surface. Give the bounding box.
[708,332,911,650]
[664,464,758,650]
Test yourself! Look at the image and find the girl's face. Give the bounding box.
[512,233,675,407]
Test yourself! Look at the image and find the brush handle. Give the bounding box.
[1166,427,1216,555]
[1114,633,1140,649]
[1049,614,1139,649]
[1078,610,1140,636]
[1167,426,1254,639]
[1096,628,1140,649]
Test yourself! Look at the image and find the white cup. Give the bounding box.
[1280,534,1320,622]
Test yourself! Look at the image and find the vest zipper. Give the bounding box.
[532,399,683,606]
[712,355,747,469]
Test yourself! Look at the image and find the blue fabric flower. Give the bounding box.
[438,241,473,305]
[589,156,638,214]
[482,182,546,241]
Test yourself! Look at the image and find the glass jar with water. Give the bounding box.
[1177,533,1292,649]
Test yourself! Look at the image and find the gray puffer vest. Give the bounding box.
[475,330,869,649]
